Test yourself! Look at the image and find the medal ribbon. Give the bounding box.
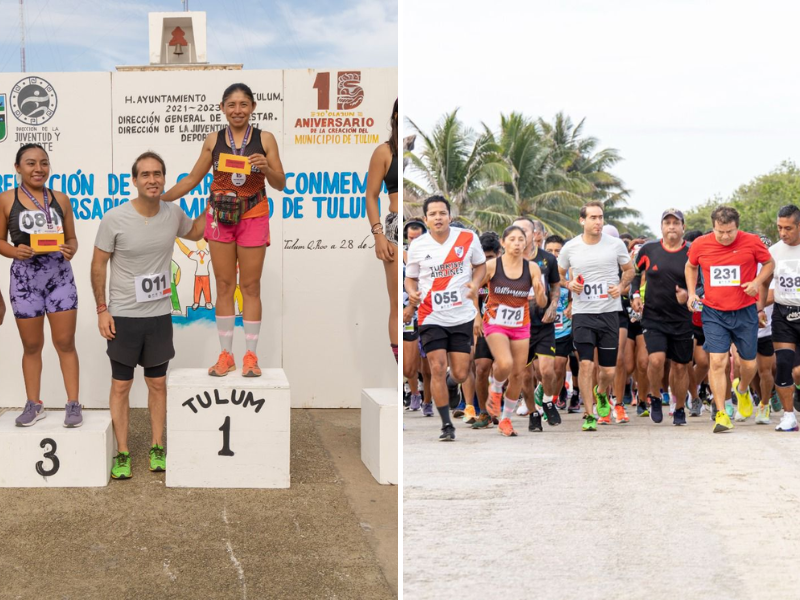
[227,125,252,156]
[20,184,53,228]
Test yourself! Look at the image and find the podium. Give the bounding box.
[166,369,291,488]
[360,388,397,485]
[0,410,115,487]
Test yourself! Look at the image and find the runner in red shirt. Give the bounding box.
[686,206,774,432]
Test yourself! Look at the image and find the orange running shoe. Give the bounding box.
[242,350,262,377]
[486,391,502,418]
[498,417,517,437]
[208,350,235,377]
[614,404,630,424]
[597,414,611,425]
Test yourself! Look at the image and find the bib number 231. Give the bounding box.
[431,289,463,312]
[710,266,740,286]
[135,272,170,303]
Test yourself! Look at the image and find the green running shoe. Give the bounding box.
[582,414,597,432]
[111,452,132,480]
[594,386,611,418]
[149,445,166,472]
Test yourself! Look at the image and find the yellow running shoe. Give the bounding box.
[713,410,733,433]
[732,378,753,418]
[462,404,477,424]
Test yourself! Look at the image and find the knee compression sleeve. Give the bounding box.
[776,349,794,387]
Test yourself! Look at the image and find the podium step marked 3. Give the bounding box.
[166,368,291,489]
[0,410,115,487]
[361,388,398,485]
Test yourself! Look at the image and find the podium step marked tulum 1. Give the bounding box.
[0,373,400,489]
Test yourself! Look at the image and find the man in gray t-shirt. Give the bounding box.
[557,201,634,432]
[90,151,205,480]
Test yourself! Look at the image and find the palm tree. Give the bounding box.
[403,109,508,218]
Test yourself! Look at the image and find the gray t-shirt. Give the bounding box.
[95,201,192,317]
[558,233,631,314]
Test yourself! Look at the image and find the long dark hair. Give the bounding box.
[389,98,398,157]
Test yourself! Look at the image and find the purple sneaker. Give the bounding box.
[15,400,46,427]
[409,394,422,411]
[64,401,83,428]
[422,402,433,417]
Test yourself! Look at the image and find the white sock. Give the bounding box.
[490,375,506,394]
[502,395,518,420]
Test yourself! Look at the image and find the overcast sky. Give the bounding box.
[0,0,397,72]
[402,0,800,234]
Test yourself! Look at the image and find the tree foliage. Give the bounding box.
[404,110,642,238]
[683,161,800,240]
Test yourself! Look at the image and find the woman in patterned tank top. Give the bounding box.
[161,83,285,379]
[474,225,546,436]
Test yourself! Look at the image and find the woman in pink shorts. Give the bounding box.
[162,83,285,378]
[475,225,546,436]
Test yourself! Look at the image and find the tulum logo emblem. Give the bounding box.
[10,76,58,126]
[0,94,6,142]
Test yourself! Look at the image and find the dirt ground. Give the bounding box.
[0,408,397,600]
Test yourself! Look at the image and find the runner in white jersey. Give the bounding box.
[557,201,634,432]
[766,205,800,432]
[405,196,486,441]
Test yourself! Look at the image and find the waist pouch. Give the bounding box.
[209,190,265,225]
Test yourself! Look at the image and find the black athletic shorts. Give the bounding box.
[403,319,419,342]
[628,318,643,340]
[572,312,619,363]
[527,323,556,364]
[643,324,693,364]
[771,304,800,345]
[693,324,705,347]
[107,314,175,374]
[757,335,774,357]
[618,310,629,330]
[555,334,573,358]
[474,334,493,361]
[419,321,474,354]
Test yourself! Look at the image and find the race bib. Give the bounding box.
[555,312,564,330]
[778,273,800,298]
[135,272,171,303]
[403,321,415,333]
[19,210,63,235]
[493,303,524,328]
[710,265,741,286]
[431,288,463,312]
[581,281,608,302]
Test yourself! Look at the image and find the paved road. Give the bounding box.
[404,405,800,600]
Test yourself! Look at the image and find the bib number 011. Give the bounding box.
[135,272,170,303]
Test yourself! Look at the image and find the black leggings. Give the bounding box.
[110,359,169,381]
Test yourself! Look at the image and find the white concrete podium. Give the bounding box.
[166,369,290,489]
[360,388,397,485]
[0,410,115,487]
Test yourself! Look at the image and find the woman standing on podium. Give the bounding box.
[162,83,286,378]
[366,99,399,362]
[0,143,82,428]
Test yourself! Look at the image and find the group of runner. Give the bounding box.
[403,195,800,441]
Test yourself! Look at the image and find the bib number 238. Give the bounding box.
[431,289,463,312]
[135,272,170,303]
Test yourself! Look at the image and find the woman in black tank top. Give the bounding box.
[161,83,286,378]
[0,143,82,426]
[366,99,400,362]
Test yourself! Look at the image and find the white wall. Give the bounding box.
[0,68,396,408]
